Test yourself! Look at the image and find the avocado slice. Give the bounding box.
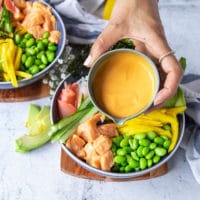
[25,104,40,128]
[29,106,51,136]
[16,105,51,153]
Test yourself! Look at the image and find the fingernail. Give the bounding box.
[83,55,92,67]
[154,96,162,106]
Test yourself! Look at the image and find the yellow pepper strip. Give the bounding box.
[5,39,18,87]
[165,106,187,117]
[16,71,32,79]
[1,42,8,73]
[102,0,116,19]
[118,124,172,138]
[2,72,10,81]
[14,47,22,70]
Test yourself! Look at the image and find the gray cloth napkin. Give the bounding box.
[45,0,200,184]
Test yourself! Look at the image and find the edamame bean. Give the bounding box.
[136,146,143,157]
[39,64,46,70]
[145,150,155,159]
[125,165,133,173]
[134,133,146,140]
[127,155,139,169]
[37,41,45,50]
[21,54,27,64]
[26,38,35,48]
[112,135,123,146]
[147,159,153,168]
[116,148,127,156]
[131,151,139,161]
[149,143,157,150]
[129,138,138,150]
[43,32,50,39]
[147,131,157,140]
[25,56,34,68]
[111,165,120,172]
[163,124,171,131]
[42,38,49,45]
[120,138,129,147]
[139,138,151,147]
[46,51,55,62]
[111,144,117,153]
[163,140,171,149]
[155,147,167,157]
[24,33,32,39]
[140,158,147,170]
[120,166,125,172]
[114,155,126,164]
[161,135,169,140]
[26,48,35,55]
[48,44,57,51]
[29,65,39,75]
[142,146,150,156]
[153,155,161,164]
[41,54,48,65]
[123,146,132,154]
[154,136,164,145]
[35,59,42,66]
[37,51,45,59]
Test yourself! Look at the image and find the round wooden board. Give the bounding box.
[0,79,50,102]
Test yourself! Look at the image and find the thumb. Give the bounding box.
[84,24,122,67]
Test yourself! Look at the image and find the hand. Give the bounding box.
[84,0,183,106]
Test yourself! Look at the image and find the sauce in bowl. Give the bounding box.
[89,49,159,121]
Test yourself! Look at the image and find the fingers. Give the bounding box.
[154,55,183,106]
[83,24,122,67]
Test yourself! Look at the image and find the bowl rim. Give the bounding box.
[87,48,160,125]
[0,0,66,89]
[51,75,185,179]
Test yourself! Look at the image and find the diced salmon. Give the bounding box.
[76,113,102,142]
[100,151,114,171]
[66,135,86,159]
[97,123,119,138]
[13,0,26,9]
[49,30,60,44]
[93,135,112,155]
[84,143,101,169]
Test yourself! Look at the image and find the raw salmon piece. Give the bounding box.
[93,135,112,155]
[100,151,114,171]
[84,143,101,169]
[66,135,86,159]
[97,123,119,138]
[76,113,102,142]
[49,30,60,44]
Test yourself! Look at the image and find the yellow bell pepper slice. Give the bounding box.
[14,47,22,70]
[16,71,32,79]
[102,0,116,19]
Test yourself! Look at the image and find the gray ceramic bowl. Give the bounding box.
[88,49,160,125]
[0,1,66,89]
[51,75,185,179]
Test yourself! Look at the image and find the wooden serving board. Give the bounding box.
[0,79,50,102]
[60,149,168,181]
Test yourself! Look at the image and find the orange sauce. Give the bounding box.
[92,52,157,118]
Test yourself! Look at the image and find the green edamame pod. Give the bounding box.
[48,44,57,51]
[26,48,35,55]
[37,41,45,50]
[21,54,27,64]
[140,158,147,170]
[24,33,32,39]
[46,51,55,62]
[154,147,167,157]
[120,138,129,147]
[43,32,50,39]
[129,138,138,150]
[127,155,139,169]
[29,65,39,75]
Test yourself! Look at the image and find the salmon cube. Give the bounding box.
[97,123,119,137]
[93,135,112,155]
[100,151,114,171]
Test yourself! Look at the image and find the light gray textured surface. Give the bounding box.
[1,1,200,200]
